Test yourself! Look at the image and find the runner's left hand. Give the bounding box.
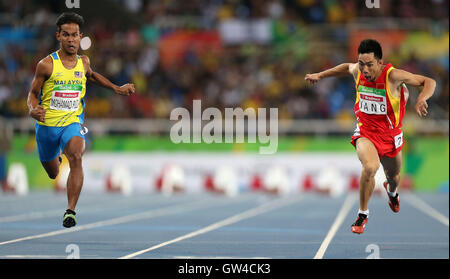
[115,83,135,96]
[415,98,428,117]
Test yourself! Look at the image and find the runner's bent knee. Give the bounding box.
[361,163,379,178]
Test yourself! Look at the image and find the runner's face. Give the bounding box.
[56,23,82,55]
[358,53,382,82]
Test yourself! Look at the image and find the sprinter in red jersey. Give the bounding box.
[305,39,436,234]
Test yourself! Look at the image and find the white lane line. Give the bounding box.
[0,194,187,223]
[173,256,271,259]
[119,195,303,259]
[0,196,241,246]
[0,209,62,223]
[2,255,67,259]
[404,194,449,227]
[314,193,357,259]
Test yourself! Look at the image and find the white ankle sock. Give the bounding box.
[386,182,397,197]
[358,209,369,217]
[387,188,397,197]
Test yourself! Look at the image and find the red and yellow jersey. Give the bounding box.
[354,63,406,134]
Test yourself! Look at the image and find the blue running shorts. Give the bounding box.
[35,122,86,162]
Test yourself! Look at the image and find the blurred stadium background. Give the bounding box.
[0,0,448,196]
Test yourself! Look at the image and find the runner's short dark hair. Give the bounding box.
[358,39,382,60]
[56,12,84,33]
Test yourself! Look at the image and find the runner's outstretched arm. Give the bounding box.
[305,63,358,84]
[81,55,135,96]
[388,69,436,117]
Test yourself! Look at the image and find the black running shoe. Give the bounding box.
[63,209,77,228]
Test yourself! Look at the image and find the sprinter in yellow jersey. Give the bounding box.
[27,12,135,228]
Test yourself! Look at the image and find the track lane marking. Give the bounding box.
[119,195,303,259]
[0,196,249,246]
[404,193,449,227]
[314,193,357,259]
[0,194,195,223]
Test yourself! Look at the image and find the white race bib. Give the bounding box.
[358,93,387,115]
[394,132,403,149]
[49,90,80,111]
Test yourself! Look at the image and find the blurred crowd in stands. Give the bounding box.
[0,0,448,122]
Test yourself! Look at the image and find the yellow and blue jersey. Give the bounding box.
[38,51,86,127]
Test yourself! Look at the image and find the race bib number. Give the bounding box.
[394,132,403,149]
[50,91,80,111]
[358,93,387,115]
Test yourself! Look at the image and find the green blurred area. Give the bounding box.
[8,134,449,191]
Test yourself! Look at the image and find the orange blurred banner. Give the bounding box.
[349,30,407,61]
[158,31,222,68]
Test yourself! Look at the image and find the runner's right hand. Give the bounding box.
[305,73,321,85]
[29,105,46,122]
